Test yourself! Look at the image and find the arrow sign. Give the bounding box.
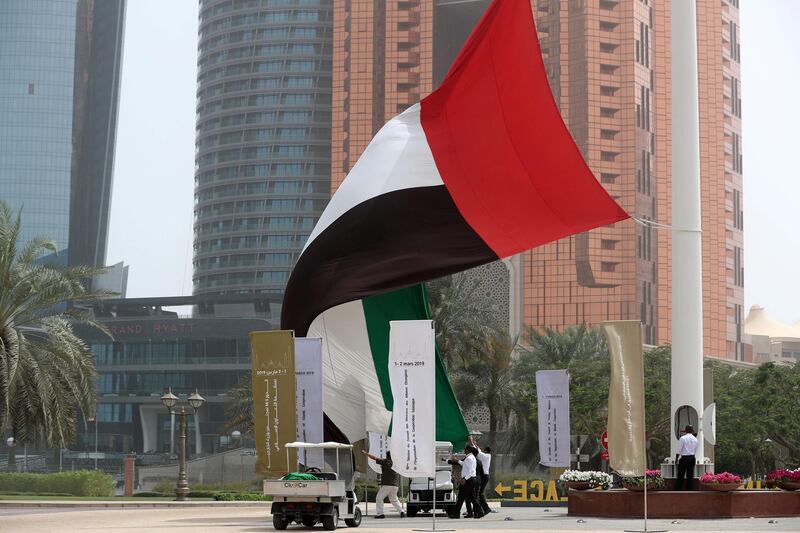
[495,482,511,496]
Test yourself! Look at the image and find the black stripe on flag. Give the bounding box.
[281,185,498,335]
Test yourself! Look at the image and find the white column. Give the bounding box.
[670,0,705,462]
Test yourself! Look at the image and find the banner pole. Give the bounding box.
[644,459,648,532]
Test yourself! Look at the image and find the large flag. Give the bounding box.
[602,320,646,477]
[281,0,628,443]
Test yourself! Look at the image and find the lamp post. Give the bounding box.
[161,388,205,501]
[5,437,15,471]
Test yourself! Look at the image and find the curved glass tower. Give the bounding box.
[0,0,125,267]
[193,0,333,296]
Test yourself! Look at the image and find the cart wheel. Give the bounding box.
[345,506,362,527]
[272,514,288,530]
[322,508,338,531]
[406,505,418,518]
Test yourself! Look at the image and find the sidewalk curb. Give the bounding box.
[0,500,268,509]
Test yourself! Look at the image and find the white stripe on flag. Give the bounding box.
[308,301,391,442]
[304,103,444,251]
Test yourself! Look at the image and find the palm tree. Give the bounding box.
[222,373,254,438]
[0,202,108,448]
[450,325,517,487]
[507,325,610,467]
[426,273,496,368]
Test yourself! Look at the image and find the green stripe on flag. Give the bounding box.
[362,284,469,449]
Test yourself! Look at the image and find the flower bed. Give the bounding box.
[766,469,800,491]
[622,470,665,491]
[699,472,742,491]
[558,470,612,490]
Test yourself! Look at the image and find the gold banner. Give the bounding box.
[250,330,297,476]
[601,320,645,477]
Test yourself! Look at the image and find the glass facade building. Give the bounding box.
[193,0,333,296]
[74,294,281,460]
[0,0,125,267]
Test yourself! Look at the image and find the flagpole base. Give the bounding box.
[624,529,668,532]
[412,529,455,532]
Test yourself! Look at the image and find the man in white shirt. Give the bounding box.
[675,425,699,491]
[469,436,493,515]
[447,445,483,519]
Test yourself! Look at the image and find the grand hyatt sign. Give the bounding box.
[106,322,196,337]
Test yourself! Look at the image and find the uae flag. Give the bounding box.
[282,0,629,444]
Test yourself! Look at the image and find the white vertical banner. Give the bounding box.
[295,337,324,467]
[367,432,391,474]
[536,369,571,467]
[388,320,436,477]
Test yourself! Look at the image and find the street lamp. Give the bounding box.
[5,437,15,471]
[161,388,205,501]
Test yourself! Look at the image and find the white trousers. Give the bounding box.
[375,485,403,515]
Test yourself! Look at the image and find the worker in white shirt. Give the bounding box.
[447,445,484,519]
[675,425,699,491]
[469,436,493,515]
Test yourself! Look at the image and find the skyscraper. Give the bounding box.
[193,0,333,296]
[527,0,745,360]
[331,0,745,360]
[0,0,126,267]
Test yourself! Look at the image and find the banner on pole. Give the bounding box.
[295,337,324,467]
[251,330,296,476]
[367,432,391,474]
[535,369,571,467]
[602,320,645,477]
[388,320,436,477]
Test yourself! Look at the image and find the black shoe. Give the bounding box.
[373,515,385,519]
[399,512,406,518]
[474,513,484,519]
[463,513,473,518]
[448,515,461,520]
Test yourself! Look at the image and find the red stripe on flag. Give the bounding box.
[420,0,629,259]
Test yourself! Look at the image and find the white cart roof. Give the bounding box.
[284,441,353,450]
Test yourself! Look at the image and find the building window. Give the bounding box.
[729,22,741,62]
[731,132,743,173]
[733,189,743,230]
[601,262,617,272]
[733,246,744,287]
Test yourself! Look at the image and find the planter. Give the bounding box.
[700,482,742,492]
[776,481,800,491]
[622,482,662,492]
[567,482,592,491]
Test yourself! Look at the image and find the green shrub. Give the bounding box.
[0,491,73,497]
[0,471,115,497]
[214,492,270,501]
[152,479,256,494]
[132,491,168,497]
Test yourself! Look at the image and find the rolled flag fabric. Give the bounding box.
[602,320,646,477]
[281,0,629,443]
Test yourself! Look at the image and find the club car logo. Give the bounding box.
[283,481,308,488]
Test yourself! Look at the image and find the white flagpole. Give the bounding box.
[670,0,706,466]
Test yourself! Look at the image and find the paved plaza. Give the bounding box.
[1,505,798,532]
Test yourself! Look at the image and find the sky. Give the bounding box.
[107,1,800,323]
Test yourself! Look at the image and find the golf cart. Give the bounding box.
[264,442,362,530]
[407,441,457,518]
